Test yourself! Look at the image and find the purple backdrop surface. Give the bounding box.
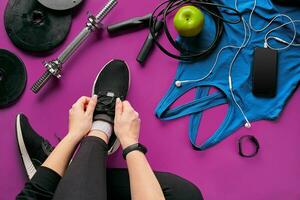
[1,0,300,199]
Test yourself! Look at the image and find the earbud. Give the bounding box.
[244,122,251,128]
[175,81,182,87]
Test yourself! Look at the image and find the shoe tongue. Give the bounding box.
[97,91,117,99]
[106,91,115,97]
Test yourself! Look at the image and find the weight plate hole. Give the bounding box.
[32,10,44,25]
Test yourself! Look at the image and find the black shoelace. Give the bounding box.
[95,93,120,116]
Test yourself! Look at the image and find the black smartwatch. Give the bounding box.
[122,143,147,160]
[238,135,260,158]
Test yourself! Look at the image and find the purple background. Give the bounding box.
[1,0,300,199]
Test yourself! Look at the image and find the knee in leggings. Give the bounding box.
[157,172,203,200]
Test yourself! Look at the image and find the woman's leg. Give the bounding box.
[155,172,203,200]
[53,135,108,200]
[107,168,203,200]
[16,166,61,200]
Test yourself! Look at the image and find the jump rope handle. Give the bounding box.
[137,20,164,63]
[107,14,152,35]
[107,15,164,64]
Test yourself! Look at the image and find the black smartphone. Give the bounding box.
[252,47,278,98]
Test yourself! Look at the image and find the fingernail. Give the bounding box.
[116,98,121,103]
[93,95,97,99]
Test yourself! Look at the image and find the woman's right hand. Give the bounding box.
[68,95,97,141]
[114,98,141,149]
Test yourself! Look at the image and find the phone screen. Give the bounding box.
[252,47,278,98]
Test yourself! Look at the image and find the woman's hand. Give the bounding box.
[114,98,141,149]
[68,95,97,141]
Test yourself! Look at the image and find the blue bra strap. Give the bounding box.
[188,97,243,150]
[155,86,227,120]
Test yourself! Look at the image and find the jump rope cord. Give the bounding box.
[176,0,299,85]
[177,15,252,128]
[176,0,252,128]
[175,0,300,128]
[149,0,242,61]
[174,0,246,86]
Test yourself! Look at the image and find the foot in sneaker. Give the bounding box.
[91,59,130,154]
[16,114,54,179]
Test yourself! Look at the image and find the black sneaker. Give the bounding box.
[16,114,54,179]
[92,59,130,154]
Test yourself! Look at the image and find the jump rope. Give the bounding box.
[149,0,242,60]
[151,0,300,129]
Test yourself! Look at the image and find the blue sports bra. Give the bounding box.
[155,0,300,150]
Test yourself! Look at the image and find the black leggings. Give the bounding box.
[17,136,203,200]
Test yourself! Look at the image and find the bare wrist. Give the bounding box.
[66,133,83,143]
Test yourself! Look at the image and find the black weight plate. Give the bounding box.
[37,0,83,11]
[0,49,27,108]
[4,0,72,52]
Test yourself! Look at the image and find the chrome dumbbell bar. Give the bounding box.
[32,0,118,94]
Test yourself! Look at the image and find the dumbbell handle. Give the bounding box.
[31,0,118,94]
[59,0,118,63]
[58,28,91,64]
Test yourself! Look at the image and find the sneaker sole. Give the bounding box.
[16,114,37,179]
[92,59,131,155]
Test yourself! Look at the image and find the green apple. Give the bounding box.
[174,5,205,37]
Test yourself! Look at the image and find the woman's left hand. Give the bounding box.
[68,95,97,140]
